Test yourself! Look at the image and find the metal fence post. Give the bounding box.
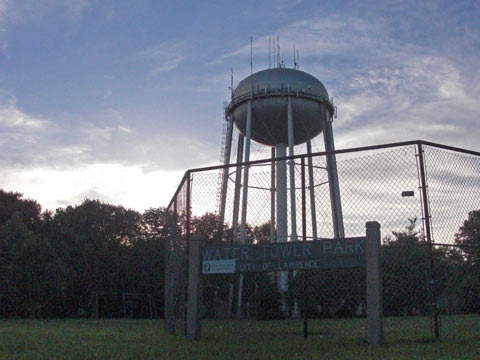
[164,201,177,334]
[301,156,308,340]
[417,142,440,340]
[122,292,127,319]
[149,295,153,319]
[184,171,192,335]
[187,235,204,340]
[92,292,99,319]
[366,221,383,346]
[164,238,176,334]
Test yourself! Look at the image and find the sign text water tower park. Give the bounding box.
[201,237,366,274]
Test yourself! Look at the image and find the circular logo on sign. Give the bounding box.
[203,263,211,273]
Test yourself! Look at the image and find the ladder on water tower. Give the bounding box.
[215,102,230,214]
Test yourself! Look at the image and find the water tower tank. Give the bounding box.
[227,68,334,146]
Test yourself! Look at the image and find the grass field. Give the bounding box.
[0,316,479,359]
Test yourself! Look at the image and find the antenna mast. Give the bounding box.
[230,67,234,100]
[250,36,253,96]
[250,36,253,76]
[277,36,280,68]
[273,37,276,68]
[269,38,271,69]
[293,43,297,69]
[293,43,295,69]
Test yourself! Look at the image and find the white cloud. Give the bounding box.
[61,0,91,22]
[0,105,218,211]
[0,162,184,211]
[136,43,185,75]
[0,0,91,27]
[214,15,390,65]
[123,133,218,171]
[0,0,6,20]
[0,0,9,54]
[0,94,217,175]
[333,53,480,151]
[82,124,133,141]
[0,100,49,129]
[0,102,136,168]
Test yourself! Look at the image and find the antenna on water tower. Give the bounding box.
[269,38,271,69]
[250,36,253,96]
[250,36,253,76]
[293,43,297,69]
[275,36,278,67]
[229,67,234,100]
[293,44,300,70]
[277,35,280,68]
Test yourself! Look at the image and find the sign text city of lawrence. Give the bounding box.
[201,237,366,274]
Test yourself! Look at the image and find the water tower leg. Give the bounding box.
[270,147,276,243]
[287,96,298,242]
[323,106,345,238]
[237,100,252,318]
[230,133,244,319]
[239,99,252,245]
[306,141,318,240]
[275,143,288,295]
[232,134,244,241]
[288,97,300,318]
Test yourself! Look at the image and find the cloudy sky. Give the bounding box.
[0,0,479,212]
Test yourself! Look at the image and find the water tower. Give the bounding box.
[217,58,344,313]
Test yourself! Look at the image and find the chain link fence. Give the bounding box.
[165,140,480,343]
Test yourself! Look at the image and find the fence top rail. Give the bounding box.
[188,140,420,175]
[166,171,189,211]
[419,140,480,157]
[189,139,480,174]
[165,139,480,210]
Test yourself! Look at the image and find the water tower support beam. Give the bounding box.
[276,144,287,243]
[287,96,298,242]
[232,134,244,241]
[237,100,252,318]
[306,140,318,240]
[230,128,243,319]
[275,143,288,293]
[240,99,252,245]
[270,147,276,243]
[323,106,345,238]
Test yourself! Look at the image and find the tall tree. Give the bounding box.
[382,218,430,316]
[48,199,142,316]
[0,190,41,231]
[0,213,67,317]
[453,210,480,313]
[455,210,480,265]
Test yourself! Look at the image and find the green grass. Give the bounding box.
[0,316,479,359]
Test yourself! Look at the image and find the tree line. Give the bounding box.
[1,189,479,319]
[0,190,165,318]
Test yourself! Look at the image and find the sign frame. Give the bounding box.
[201,237,366,274]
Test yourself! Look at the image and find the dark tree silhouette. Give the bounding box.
[452,210,480,313]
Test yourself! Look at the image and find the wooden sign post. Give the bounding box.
[186,235,203,340]
[366,221,383,346]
